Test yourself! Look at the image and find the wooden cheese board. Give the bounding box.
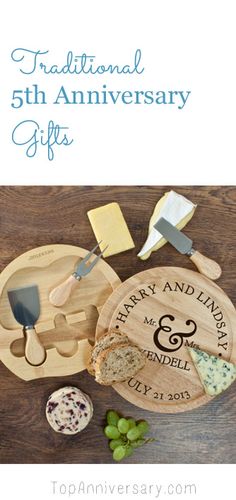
[0,244,121,380]
[96,267,236,413]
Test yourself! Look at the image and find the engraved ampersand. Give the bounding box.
[153,314,197,353]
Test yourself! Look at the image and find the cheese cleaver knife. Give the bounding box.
[154,218,222,280]
[8,284,46,366]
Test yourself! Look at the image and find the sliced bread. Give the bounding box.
[94,343,146,385]
[87,329,129,375]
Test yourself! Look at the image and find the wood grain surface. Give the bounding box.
[0,185,235,464]
[96,266,236,413]
[0,244,120,380]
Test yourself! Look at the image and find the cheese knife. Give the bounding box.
[8,284,46,366]
[154,218,222,280]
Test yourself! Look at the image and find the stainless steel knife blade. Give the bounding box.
[7,284,45,366]
[154,218,193,255]
[154,217,222,281]
[8,284,40,327]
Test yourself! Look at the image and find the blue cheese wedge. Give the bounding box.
[188,348,236,396]
[46,386,93,434]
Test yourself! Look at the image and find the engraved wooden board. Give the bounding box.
[96,267,236,413]
[0,244,121,380]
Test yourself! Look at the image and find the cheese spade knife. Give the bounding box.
[154,218,222,280]
[8,284,46,366]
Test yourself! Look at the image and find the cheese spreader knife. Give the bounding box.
[49,241,108,307]
[154,218,222,280]
[7,284,46,366]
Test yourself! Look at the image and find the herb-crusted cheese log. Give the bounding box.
[188,348,236,396]
[46,386,93,434]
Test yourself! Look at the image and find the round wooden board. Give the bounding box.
[96,267,236,413]
[0,244,121,380]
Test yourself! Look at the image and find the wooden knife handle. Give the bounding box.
[24,328,46,366]
[190,251,222,280]
[49,274,79,307]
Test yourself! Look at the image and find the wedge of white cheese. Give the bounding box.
[138,190,196,260]
[188,347,236,396]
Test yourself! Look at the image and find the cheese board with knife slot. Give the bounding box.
[0,244,121,380]
[96,267,236,413]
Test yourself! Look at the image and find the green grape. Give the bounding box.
[127,426,141,442]
[124,446,134,458]
[137,420,149,435]
[117,418,129,434]
[109,438,125,451]
[127,418,136,429]
[113,445,126,462]
[104,425,121,440]
[106,410,120,426]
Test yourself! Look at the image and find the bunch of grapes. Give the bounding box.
[104,410,156,461]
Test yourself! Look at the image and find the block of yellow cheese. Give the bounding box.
[87,202,135,258]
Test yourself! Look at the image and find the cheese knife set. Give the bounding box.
[0,190,235,414]
[6,243,107,366]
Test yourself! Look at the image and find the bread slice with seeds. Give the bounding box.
[94,343,146,385]
[87,329,129,375]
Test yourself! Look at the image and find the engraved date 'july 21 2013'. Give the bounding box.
[127,377,191,402]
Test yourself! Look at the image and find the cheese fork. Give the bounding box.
[49,242,108,307]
